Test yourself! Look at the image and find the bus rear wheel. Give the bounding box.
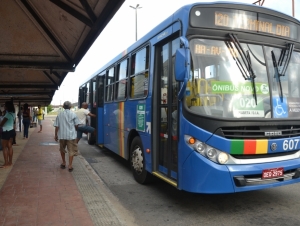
[130,136,151,184]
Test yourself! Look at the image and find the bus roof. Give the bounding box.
[80,1,299,86]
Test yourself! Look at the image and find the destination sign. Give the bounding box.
[215,11,293,38]
[190,7,299,41]
[193,44,238,57]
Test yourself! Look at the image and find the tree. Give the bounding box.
[47,105,53,113]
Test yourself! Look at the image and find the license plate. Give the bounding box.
[262,167,284,179]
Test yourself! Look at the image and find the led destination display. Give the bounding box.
[215,11,293,38]
[190,7,299,41]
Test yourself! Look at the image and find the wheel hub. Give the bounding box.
[132,146,143,173]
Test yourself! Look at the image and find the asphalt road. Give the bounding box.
[78,137,300,226]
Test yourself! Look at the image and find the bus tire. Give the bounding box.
[88,133,95,145]
[130,136,151,184]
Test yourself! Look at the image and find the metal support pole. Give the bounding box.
[292,0,294,17]
[130,4,142,41]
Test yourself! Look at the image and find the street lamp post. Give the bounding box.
[130,4,142,41]
[292,0,294,17]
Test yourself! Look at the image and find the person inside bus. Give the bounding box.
[75,102,96,143]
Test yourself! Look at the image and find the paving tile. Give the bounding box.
[0,118,94,226]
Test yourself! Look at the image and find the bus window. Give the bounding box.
[85,83,90,104]
[265,48,300,111]
[116,59,128,100]
[97,74,105,107]
[130,46,149,98]
[188,39,269,118]
[105,67,115,102]
[205,65,217,79]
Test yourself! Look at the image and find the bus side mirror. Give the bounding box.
[175,48,186,82]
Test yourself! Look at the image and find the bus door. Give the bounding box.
[97,73,105,145]
[78,85,87,107]
[88,77,97,144]
[154,37,180,181]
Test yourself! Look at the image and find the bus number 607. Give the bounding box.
[283,139,299,151]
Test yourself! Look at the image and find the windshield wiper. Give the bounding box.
[225,41,248,80]
[278,43,294,77]
[271,51,283,101]
[271,43,294,102]
[228,34,257,104]
[246,50,257,105]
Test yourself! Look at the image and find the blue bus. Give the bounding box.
[78,2,300,193]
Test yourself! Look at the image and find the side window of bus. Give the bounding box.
[105,67,115,102]
[98,74,105,107]
[92,78,96,107]
[85,83,90,104]
[78,85,86,107]
[130,46,149,98]
[115,59,128,100]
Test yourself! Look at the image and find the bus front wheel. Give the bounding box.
[130,136,151,184]
[87,132,95,145]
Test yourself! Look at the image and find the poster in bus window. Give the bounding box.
[272,97,288,118]
[287,98,300,118]
[233,96,264,118]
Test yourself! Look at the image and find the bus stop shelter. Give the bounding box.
[0,0,124,106]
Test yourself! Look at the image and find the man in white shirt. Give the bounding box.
[75,102,96,143]
[53,101,80,172]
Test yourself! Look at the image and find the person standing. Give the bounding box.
[0,110,3,151]
[32,108,37,122]
[53,101,80,172]
[75,102,96,143]
[0,101,16,168]
[37,105,44,133]
[22,103,31,139]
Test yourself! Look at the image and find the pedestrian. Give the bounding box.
[0,101,16,168]
[0,110,3,151]
[37,105,44,133]
[17,107,22,132]
[75,102,96,143]
[12,118,18,146]
[22,103,31,139]
[32,108,37,122]
[53,101,80,172]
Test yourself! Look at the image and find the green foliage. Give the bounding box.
[47,105,53,112]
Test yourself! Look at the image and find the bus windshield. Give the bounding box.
[187,39,300,119]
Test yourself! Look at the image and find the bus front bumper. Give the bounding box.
[180,152,300,193]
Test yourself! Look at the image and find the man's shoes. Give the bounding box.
[68,167,73,172]
[60,164,66,169]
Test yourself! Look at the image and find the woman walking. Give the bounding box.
[22,103,31,139]
[0,101,16,168]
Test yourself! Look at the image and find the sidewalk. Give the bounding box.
[0,117,135,226]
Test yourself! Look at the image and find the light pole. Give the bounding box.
[130,4,142,41]
[292,0,294,17]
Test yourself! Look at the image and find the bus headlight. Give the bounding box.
[195,142,205,154]
[207,148,217,159]
[218,152,229,164]
[185,135,230,165]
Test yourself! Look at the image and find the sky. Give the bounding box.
[51,0,300,105]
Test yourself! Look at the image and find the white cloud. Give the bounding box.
[51,0,300,105]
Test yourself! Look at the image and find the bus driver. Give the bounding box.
[75,102,96,143]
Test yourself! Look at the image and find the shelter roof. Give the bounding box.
[0,0,124,106]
